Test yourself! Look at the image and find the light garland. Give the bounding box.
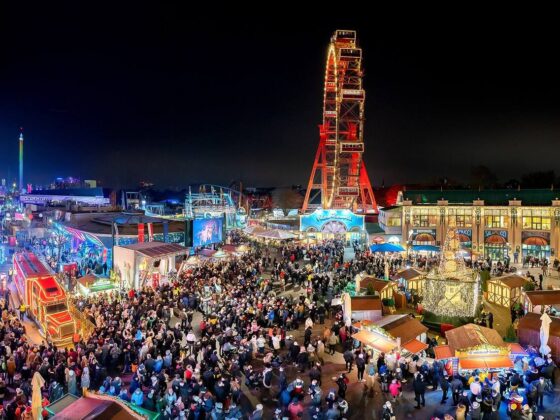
[363,324,394,340]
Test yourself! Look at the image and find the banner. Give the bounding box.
[138,223,145,243]
[147,223,154,242]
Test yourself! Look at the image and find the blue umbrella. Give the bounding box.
[412,245,440,252]
[370,243,406,253]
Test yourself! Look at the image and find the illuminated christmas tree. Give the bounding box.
[438,218,467,277]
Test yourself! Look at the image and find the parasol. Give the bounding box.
[539,312,552,357]
[32,371,45,420]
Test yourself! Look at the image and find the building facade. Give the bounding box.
[395,189,560,262]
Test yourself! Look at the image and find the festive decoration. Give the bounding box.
[302,30,377,213]
[422,219,480,317]
[363,324,395,340]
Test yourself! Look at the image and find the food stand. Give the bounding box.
[433,324,524,376]
[487,274,528,307]
[352,314,429,357]
[76,273,118,297]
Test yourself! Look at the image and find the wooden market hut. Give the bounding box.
[358,276,396,301]
[342,294,382,323]
[377,314,429,354]
[434,324,514,373]
[392,267,425,293]
[352,314,429,355]
[518,312,560,363]
[487,274,529,307]
[522,290,560,314]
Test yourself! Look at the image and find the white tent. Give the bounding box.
[256,229,297,240]
[244,225,267,235]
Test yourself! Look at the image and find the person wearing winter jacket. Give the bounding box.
[389,379,401,402]
[131,388,144,406]
[413,373,426,409]
[356,353,366,382]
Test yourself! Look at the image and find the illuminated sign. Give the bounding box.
[340,143,364,153]
[338,187,359,196]
[300,209,364,232]
[340,49,361,58]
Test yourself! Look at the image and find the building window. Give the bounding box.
[485,209,508,228]
[448,208,472,227]
[412,208,437,227]
[522,209,551,231]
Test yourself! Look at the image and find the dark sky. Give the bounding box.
[1,6,559,189]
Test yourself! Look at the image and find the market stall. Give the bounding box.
[392,267,425,293]
[355,274,396,301]
[352,314,429,357]
[487,274,529,307]
[517,312,560,362]
[434,323,521,375]
[113,241,188,290]
[341,293,382,324]
[522,290,560,314]
[76,273,118,296]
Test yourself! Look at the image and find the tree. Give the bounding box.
[521,171,555,188]
[470,165,498,189]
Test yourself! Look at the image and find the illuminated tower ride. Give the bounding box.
[302,30,377,214]
[19,128,24,192]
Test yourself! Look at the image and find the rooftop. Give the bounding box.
[403,189,560,206]
[524,290,560,306]
[375,314,428,345]
[518,312,560,336]
[489,274,529,289]
[119,241,187,258]
[445,323,505,355]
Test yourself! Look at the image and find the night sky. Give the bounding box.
[1,6,559,189]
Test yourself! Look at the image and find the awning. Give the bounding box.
[434,345,453,360]
[352,330,396,353]
[459,356,513,370]
[402,338,428,354]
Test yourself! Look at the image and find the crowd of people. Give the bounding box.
[0,239,372,419]
[0,230,558,420]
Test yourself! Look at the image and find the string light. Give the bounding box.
[421,221,480,317]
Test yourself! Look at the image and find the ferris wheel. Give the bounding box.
[303,30,377,213]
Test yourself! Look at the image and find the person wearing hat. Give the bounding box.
[249,403,263,420]
[382,401,395,420]
[470,398,481,420]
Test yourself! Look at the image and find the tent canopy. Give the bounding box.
[256,229,297,240]
[370,243,405,253]
[412,244,440,252]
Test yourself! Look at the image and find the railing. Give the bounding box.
[68,302,96,342]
